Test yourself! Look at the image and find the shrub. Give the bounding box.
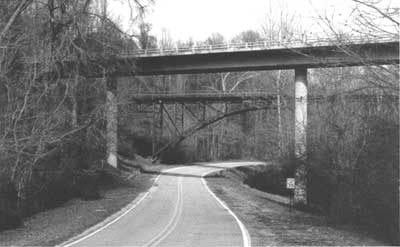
[118,129,195,164]
[0,131,107,230]
[0,180,22,231]
[159,142,195,164]
[242,165,291,197]
[354,117,399,243]
[306,111,399,244]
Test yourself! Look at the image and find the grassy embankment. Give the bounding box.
[205,164,387,246]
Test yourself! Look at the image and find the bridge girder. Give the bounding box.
[54,41,399,78]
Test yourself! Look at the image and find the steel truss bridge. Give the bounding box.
[129,92,398,159]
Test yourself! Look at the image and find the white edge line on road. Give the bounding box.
[147,177,184,247]
[59,174,162,247]
[201,171,251,247]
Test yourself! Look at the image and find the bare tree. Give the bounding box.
[0,0,152,222]
[306,0,399,242]
[261,3,303,156]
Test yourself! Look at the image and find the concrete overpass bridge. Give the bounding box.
[130,39,398,76]
[92,36,398,205]
[78,37,398,78]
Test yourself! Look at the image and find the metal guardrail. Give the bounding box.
[122,35,398,57]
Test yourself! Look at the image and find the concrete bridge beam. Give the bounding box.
[294,67,308,205]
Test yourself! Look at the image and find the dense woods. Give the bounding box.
[0,0,398,244]
[0,0,142,231]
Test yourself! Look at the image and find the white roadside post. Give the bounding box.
[294,67,308,205]
[106,76,118,168]
[286,177,295,211]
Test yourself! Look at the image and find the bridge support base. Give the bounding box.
[106,76,118,168]
[294,67,308,205]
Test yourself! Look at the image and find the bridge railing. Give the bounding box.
[123,34,397,57]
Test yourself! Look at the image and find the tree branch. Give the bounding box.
[0,0,33,44]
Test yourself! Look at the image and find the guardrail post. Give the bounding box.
[106,75,118,168]
[294,67,308,206]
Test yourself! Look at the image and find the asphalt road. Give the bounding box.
[63,161,264,247]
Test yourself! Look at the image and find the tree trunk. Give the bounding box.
[71,72,79,128]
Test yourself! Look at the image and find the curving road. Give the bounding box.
[62,161,264,247]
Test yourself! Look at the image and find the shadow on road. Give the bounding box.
[140,161,266,178]
[190,161,266,169]
[142,170,204,178]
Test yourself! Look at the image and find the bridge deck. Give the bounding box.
[67,38,399,78]
[127,36,395,57]
[123,41,399,76]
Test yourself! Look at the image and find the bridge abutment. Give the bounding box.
[294,67,308,205]
[106,76,118,168]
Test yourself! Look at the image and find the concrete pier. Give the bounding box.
[294,67,308,205]
[106,76,118,168]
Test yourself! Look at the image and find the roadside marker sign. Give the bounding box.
[286,178,295,189]
[286,178,295,212]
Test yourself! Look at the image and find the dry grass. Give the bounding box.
[0,173,155,246]
[206,169,387,246]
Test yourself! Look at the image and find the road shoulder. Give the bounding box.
[205,174,386,246]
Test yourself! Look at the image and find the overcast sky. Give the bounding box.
[147,0,351,40]
[108,0,395,42]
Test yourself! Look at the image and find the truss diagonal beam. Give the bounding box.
[152,101,274,159]
[163,105,182,136]
[183,104,202,123]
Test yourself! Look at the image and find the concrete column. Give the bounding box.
[159,102,163,141]
[106,76,118,168]
[151,103,156,157]
[294,67,307,205]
